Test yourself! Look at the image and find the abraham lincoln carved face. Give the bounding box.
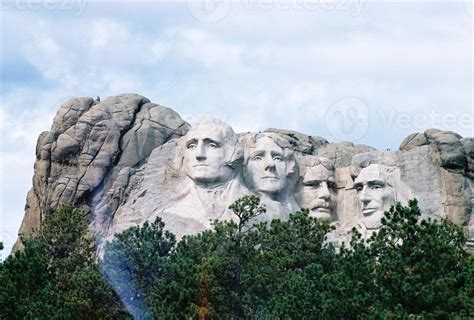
[354,164,396,230]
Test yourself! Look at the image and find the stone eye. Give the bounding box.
[209,143,218,148]
[253,155,263,161]
[273,156,283,161]
[355,185,363,192]
[187,143,197,149]
[371,184,383,190]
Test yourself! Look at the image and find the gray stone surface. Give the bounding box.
[264,128,328,154]
[317,142,376,167]
[12,95,474,254]
[400,129,469,171]
[13,94,189,252]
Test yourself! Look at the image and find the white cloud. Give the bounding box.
[155,28,248,72]
[23,34,79,88]
[150,41,171,62]
[286,83,327,106]
[90,19,131,50]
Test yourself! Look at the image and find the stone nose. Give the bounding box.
[264,156,276,171]
[358,186,371,203]
[195,144,206,160]
[318,182,330,199]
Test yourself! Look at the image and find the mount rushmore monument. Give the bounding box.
[12,93,474,253]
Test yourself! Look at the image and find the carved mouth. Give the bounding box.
[193,164,208,167]
[261,176,278,180]
[362,208,378,215]
[311,202,331,212]
[312,207,331,213]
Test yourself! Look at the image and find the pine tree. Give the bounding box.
[248,209,336,318]
[320,200,474,319]
[100,197,473,318]
[152,195,266,318]
[368,200,473,318]
[0,205,129,319]
[101,217,176,319]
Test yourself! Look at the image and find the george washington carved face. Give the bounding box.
[183,118,242,188]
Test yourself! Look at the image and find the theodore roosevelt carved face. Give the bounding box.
[300,157,337,221]
[354,164,396,230]
[183,118,242,188]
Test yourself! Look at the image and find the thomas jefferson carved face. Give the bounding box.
[354,164,395,229]
[301,161,337,221]
[183,119,240,187]
[245,136,288,196]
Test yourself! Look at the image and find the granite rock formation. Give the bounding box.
[13,94,189,251]
[12,94,474,253]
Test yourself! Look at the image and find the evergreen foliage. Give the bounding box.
[0,205,129,319]
[101,216,176,319]
[101,196,473,319]
[1,197,472,319]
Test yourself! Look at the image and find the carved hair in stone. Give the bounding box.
[296,156,337,222]
[181,117,243,188]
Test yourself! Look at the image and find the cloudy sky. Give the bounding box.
[1,0,473,257]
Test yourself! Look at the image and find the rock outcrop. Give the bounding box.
[12,94,474,253]
[13,94,189,251]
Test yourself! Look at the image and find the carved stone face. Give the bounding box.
[183,126,233,187]
[354,164,395,229]
[301,164,337,221]
[246,136,287,196]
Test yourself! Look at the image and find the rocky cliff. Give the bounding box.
[12,94,474,253]
[13,94,189,251]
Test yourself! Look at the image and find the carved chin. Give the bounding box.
[188,166,233,184]
[189,170,218,181]
[255,179,284,194]
[362,212,383,230]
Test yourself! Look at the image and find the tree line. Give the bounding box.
[1,197,473,319]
